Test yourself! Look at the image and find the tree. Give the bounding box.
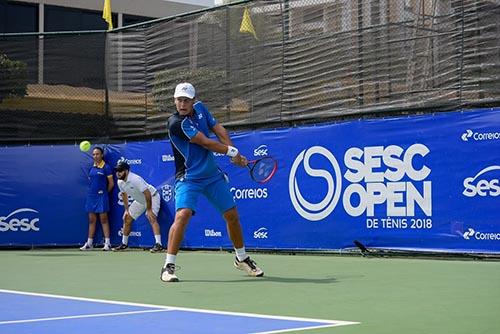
[0,54,27,103]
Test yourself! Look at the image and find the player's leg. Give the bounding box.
[205,174,264,277]
[99,212,111,251]
[167,208,191,255]
[80,212,97,250]
[148,193,163,253]
[94,192,111,250]
[223,207,264,277]
[160,180,200,282]
[113,209,135,251]
[223,207,244,248]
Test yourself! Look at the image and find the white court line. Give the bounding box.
[0,288,359,332]
[0,309,169,325]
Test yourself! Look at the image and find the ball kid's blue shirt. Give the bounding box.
[167,101,221,180]
[88,161,112,194]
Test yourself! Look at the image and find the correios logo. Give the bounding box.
[289,144,432,221]
[0,208,40,232]
[118,228,141,237]
[463,165,500,197]
[463,227,500,241]
[117,156,142,165]
[461,129,473,141]
[463,228,475,240]
[461,129,500,142]
[230,187,268,200]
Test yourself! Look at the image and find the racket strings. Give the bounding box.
[252,159,276,182]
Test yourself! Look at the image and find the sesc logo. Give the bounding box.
[253,145,269,157]
[289,146,342,221]
[289,144,432,221]
[463,165,500,197]
[253,227,268,239]
[0,208,40,232]
[117,192,134,206]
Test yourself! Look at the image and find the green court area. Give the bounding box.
[1,249,499,333]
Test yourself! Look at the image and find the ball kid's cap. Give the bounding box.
[174,82,195,99]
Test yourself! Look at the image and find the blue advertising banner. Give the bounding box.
[1,108,499,253]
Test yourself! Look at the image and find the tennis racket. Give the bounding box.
[246,156,277,183]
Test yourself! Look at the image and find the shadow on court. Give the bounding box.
[182,275,342,284]
[20,252,88,257]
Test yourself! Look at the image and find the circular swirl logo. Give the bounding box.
[288,146,342,221]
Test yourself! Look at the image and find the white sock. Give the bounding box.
[87,238,93,246]
[122,235,129,245]
[165,254,176,266]
[235,247,247,262]
[154,235,161,245]
[105,238,111,246]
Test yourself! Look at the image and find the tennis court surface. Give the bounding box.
[0,289,356,334]
[1,250,499,334]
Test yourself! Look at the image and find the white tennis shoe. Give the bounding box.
[234,257,264,277]
[160,263,179,282]
[102,244,111,251]
[79,243,93,251]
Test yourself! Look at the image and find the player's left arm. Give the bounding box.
[212,123,233,146]
[107,175,114,192]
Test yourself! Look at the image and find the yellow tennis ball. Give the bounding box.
[79,140,91,152]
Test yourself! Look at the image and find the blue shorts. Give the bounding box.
[85,192,110,213]
[175,173,235,215]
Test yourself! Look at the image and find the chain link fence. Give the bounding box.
[1,0,499,143]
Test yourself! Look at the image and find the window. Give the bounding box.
[0,1,38,33]
[303,7,323,25]
[123,14,154,28]
[45,5,114,32]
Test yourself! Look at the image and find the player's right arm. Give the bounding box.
[190,132,247,167]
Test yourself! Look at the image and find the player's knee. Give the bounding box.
[174,209,192,225]
[223,207,239,223]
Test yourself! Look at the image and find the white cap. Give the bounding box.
[174,82,195,99]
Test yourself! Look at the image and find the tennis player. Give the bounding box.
[113,161,164,253]
[160,82,264,282]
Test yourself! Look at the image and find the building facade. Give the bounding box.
[0,0,209,33]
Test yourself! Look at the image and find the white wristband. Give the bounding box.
[226,145,239,158]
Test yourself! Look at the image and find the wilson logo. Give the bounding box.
[205,229,222,237]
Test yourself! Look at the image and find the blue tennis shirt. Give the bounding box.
[167,101,221,180]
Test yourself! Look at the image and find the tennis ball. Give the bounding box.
[79,140,91,152]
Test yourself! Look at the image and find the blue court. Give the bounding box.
[0,289,358,334]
